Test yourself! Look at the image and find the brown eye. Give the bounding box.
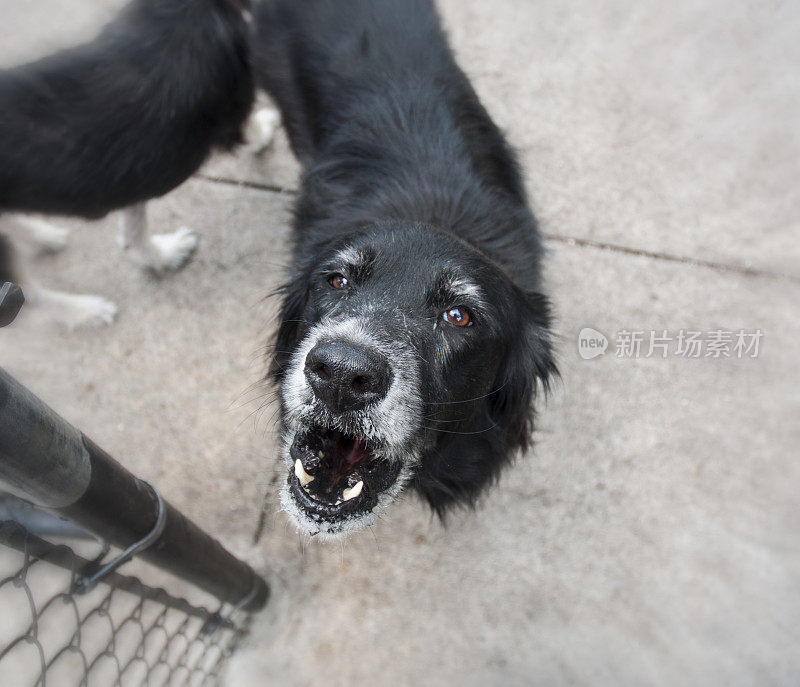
[442,307,472,327]
[329,273,350,290]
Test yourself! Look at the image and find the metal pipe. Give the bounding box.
[0,369,91,507]
[0,367,268,612]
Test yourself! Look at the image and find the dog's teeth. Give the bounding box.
[294,459,314,486]
[342,481,363,501]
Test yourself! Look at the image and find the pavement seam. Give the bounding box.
[541,233,799,283]
[195,173,297,196]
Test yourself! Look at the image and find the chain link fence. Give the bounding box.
[0,497,252,687]
[0,290,269,687]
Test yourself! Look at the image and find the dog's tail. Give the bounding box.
[0,0,254,219]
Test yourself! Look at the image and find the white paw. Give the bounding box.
[37,290,118,330]
[25,218,70,253]
[146,227,198,273]
[66,294,118,329]
[246,107,281,153]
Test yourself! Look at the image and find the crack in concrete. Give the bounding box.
[195,174,800,284]
[541,233,800,283]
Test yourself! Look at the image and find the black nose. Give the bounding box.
[304,339,391,413]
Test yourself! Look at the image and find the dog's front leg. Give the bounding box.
[245,107,281,154]
[118,203,198,275]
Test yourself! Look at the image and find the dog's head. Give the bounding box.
[271,222,555,537]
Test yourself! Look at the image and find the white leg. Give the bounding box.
[117,202,148,251]
[245,107,281,153]
[26,286,117,330]
[3,215,69,253]
[118,203,197,274]
[0,231,116,329]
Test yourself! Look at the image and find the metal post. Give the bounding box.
[0,367,268,612]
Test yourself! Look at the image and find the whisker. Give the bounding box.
[419,422,498,435]
[419,415,470,423]
[425,379,509,406]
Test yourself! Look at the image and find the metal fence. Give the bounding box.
[0,510,249,686]
[0,283,268,687]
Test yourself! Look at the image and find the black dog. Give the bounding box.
[0,0,255,307]
[252,0,556,536]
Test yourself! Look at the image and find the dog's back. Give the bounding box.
[253,0,447,159]
[252,0,540,285]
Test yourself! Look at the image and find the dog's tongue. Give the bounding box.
[345,437,367,466]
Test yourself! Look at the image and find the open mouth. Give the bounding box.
[286,427,402,527]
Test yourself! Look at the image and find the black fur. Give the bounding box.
[0,0,253,218]
[253,0,557,518]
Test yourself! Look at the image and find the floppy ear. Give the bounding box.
[414,433,505,519]
[415,290,557,516]
[269,236,345,382]
[488,290,557,453]
[269,276,309,382]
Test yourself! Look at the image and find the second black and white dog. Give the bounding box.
[0,0,275,327]
[252,0,556,536]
